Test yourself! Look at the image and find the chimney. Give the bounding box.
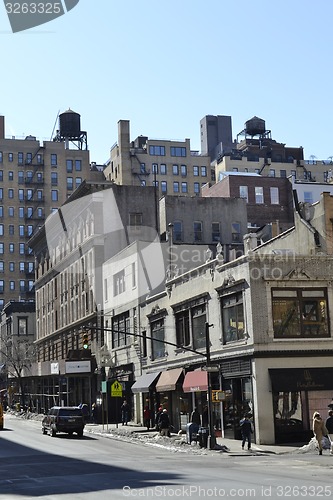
[0,116,4,140]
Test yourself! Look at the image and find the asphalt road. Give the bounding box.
[0,414,332,499]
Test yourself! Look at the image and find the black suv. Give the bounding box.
[42,406,85,437]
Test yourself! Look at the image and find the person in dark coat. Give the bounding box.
[143,406,151,430]
[325,410,333,455]
[190,407,201,426]
[121,400,129,426]
[158,409,171,437]
[240,414,253,450]
[155,406,163,430]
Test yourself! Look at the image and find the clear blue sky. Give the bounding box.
[1,0,332,164]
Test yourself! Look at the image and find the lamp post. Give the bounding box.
[205,322,217,450]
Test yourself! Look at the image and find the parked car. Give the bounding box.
[42,406,85,437]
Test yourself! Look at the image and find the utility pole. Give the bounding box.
[205,322,217,450]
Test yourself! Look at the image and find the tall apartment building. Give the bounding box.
[0,111,103,309]
[103,120,212,197]
[200,114,234,161]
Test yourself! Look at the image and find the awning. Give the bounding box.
[183,370,208,393]
[131,372,161,394]
[156,368,183,392]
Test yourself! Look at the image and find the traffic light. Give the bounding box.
[82,333,89,350]
[212,390,218,402]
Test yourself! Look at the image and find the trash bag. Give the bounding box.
[322,436,331,450]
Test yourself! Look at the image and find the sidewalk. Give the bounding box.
[84,422,301,455]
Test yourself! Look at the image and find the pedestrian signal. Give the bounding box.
[82,333,89,349]
[212,390,225,402]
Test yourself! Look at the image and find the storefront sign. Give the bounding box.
[269,367,333,392]
[65,360,91,374]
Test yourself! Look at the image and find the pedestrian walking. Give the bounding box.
[121,400,129,426]
[158,408,171,437]
[325,410,333,455]
[240,414,253,450]
[155,406,163,430]
[313,411,328,455]
[91,403,97,424]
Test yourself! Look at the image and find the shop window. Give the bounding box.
[221,292,245,343]
[175,300,207,350]
[272,288,329,338]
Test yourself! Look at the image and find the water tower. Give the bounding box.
[53,109,88,149]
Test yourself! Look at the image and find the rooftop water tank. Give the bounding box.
[245,116,266,136]
[59,109,81,139]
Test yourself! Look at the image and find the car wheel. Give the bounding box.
[77,429,83,438]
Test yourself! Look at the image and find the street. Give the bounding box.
[0,414,332,499]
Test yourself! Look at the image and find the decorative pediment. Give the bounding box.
[284,267,312,280]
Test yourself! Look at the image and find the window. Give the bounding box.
[8,207,14,217]
[161,181,167,194]
[0,243,3,254]
[232,167,238,172]
[67,177,73,190]
[0,262,3,272]
[19,207,24,218]
[112,312,130,348]
[221,292,245,343]
[193,221,202,241]
[175,299,207,349]
[27,225,33,236]
[26,153,32,164]
[152,163,158,174]
[173,182,179,193]
[0,280,4,292]
[37,172,43,183]
[51,190,58,201]
[20,280,25,292]
[9,243,14,253]
[76,177,82,188]
[194,182,200,194]
[239,186,248,202]
[173,221,183,242]
[8,153,13,162]
[201,166,207,177]
[19,262,25,272]
[8,189,14,199]
[140,163,146,173]
[150,318,166,359]
[171,146,186,157]
[212,222,220,242]
[37,207,43,218]
[66,160,73,172]
[37,190,43,200]
[270,187,279,204]
[291,170,296,179]
[0,207,3,217]
[0,224,3,236]
[181,165,187,176]
[37,153,43,164]
[181,182,187,193]
[269,169,276,177]
[19,243,25,254]
[18,189,24,201]
[160,164,167,175]
[149,145,165,156]
[0,152,2,163]
[304,192,313,203]
[18,318,27,335]
[129,212,142,228]
[280,170,287,178]
[113,270,125,296]
[9,262,14,272]
[27,207,33,218]
[8,224,14,235]
[10,281,15,291]
[51,172,58,185]
[172,164,179,175]
[193,166,199,176]
[8,171,13,181]
[255,186,264,204]
[51,154,57,166]
[152,180,158,188]
[18,152,24,164]
[18,171,24,183]
[75,159,82,171]
[272,288,329,338]
[27,189,33,200]
[231,222,241,242]
[0,189,3,201]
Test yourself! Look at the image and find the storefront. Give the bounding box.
[131,371,161,425]
[269,367,333,443]
[155,367,184,431]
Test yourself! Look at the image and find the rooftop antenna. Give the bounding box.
[50,110,60,141]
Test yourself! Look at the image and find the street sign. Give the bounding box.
[101,381,107,394]
[111,380,123,397]
[205,365,220,372]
